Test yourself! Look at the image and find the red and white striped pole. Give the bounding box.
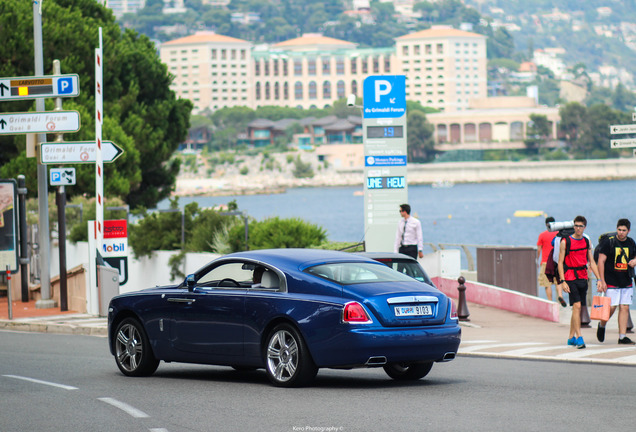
[95,27,104,253]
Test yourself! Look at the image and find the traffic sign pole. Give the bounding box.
[33,2,53,308]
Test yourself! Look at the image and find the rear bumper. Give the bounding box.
[308,324,461,368]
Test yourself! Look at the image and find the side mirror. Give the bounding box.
[186,274,196,291]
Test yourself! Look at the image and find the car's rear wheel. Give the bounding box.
[264,324,317,387]
[383,362,433,381]
[114,318,159,377]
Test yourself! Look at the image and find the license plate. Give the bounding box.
[394,305,433,317]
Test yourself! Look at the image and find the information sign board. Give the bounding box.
[49,168,76,186]
[40,141,123,164]
[0,74,80,101]
[0,111,80,135]
[0,180,19,273]
[362,75,408,252]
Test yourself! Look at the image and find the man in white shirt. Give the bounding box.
[394,203,424,259]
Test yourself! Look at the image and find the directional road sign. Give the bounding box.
[0,74,80,101]
[40,141,123,164]
[610,138,636,149]
[0,111,80,135]
[50,167,76,186]
[610,124,636,134]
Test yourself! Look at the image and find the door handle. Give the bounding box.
[167,298,196,303]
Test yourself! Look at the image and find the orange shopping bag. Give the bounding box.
[590,293,611,321]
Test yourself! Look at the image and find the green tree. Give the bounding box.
[228,217,326,252]
[407,110,435,162]
[559,102,587,146]
[524,114,550,152]
[0,0,191,209]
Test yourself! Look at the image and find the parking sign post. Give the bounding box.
[362,75,408,252]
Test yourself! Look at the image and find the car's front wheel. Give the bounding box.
[383,362,433,381]
[264,324,317,387]
[114,318,159,377]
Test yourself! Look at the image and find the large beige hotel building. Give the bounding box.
[160,26,560,148]
[160,26,488,114]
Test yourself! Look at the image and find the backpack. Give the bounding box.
[593,232,616,263]
[544,233,590,283]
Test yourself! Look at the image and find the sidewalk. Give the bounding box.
[1,297,635,365]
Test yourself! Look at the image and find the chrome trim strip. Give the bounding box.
[386,295,439,305]
[167,298,196,303]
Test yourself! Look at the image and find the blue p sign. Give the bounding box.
[57,77,73,94]
[363,75,406,118]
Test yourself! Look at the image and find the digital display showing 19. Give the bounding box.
[366,126,404,139]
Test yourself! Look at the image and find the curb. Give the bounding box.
[0,320,108,337]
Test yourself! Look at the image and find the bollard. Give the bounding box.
[456,276,470,321]
[6,266,12,320]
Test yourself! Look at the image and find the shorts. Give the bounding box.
[606,287,633,306]
[538,263,553,288]
[566,279,588,306]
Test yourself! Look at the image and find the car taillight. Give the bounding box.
[342,302,371,324]
[449,299,458,320]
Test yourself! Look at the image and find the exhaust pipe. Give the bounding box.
[366,356,387,366]
[440,352,456,362]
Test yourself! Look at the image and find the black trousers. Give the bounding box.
[399,245,418,259]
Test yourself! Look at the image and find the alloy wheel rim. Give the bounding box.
[116,324,142,372]
[267,330,299,382]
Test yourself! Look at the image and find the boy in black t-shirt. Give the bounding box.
[597,218,636,345]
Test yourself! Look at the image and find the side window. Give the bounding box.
[197,262,252,287]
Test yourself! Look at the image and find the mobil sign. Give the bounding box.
[103,219,128,285]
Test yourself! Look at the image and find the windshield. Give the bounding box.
[305,262,416,285]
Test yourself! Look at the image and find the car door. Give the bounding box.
[169,262,250,357]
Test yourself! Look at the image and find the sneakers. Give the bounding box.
[567,337,576,346]
[597,324,606,343]
[558,297,567,307]
[576,337,586,349]
[618,337,636,345]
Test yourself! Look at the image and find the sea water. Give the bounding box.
[164,179,636,247]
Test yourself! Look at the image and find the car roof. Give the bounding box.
[356,252,418,262]
[223,248,377,270]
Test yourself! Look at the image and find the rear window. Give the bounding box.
[305,262,416,285]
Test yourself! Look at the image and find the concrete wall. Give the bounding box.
[407,158,636,184]
[48,242,221,305]
[422,250,559,322]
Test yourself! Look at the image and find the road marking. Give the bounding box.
[459,342,543,353]
[556,347,636,359]
[2,374,78,390]
[614,354,636,363]
[149,429,169,432]
[98,397,150,418]
[499,344,572,355]
[459,340,497,344]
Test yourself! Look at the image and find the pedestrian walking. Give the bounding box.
[596,218,636,345]
[394,204,423,259]
[537,216,566,305]
[558,215,601,349]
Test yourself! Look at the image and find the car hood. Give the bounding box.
[343,281,450,327]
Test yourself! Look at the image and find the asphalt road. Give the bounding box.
[1,330,633,432]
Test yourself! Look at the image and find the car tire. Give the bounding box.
[114,317,160,377]
[383,362,433,381]
[264,324,318,387]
